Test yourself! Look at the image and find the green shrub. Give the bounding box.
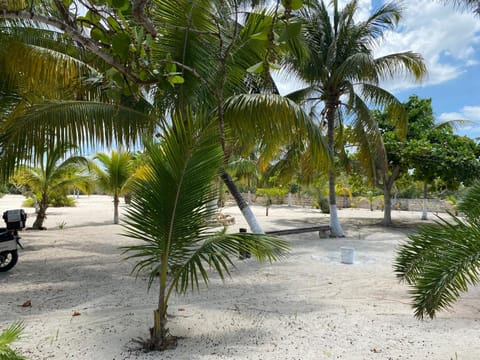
[22,196,76,208]
[256,187,289,204]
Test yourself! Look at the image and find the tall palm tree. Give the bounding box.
[394,182,480,319]
[284,0,426,236]
[14,143,92,229]
[122,113,289,350]
[90,148,135,224]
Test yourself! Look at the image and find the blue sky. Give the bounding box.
[276,0,480,138]
[371,0,480,137]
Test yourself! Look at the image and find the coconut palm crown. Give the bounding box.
[90,149,135,224]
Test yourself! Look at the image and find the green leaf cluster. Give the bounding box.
[0,321,26,360]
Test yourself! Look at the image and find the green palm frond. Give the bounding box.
[456,182,480,221]
[0,101,153,177]
[171,230,289,294]
[0,25,103,101]
[374,52,427,81]
[224,93,330,168]
[395,214,480,319]
[395,183,480,319]
[122,113,227,287]
[0,321,26,360]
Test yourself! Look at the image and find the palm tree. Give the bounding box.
[284,0,426,236]
[122,113,289,351]
[90,148,135,224]
[394,182,480,319]
[14,143,92,229]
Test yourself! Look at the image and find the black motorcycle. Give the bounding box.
[0,210,26,272]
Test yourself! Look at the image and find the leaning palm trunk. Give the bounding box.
[220,171,263,233]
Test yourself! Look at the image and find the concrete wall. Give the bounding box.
[224,193,455,213]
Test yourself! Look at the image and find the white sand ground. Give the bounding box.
[0,194,479,360]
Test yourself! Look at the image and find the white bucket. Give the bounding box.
[340,247,355,264]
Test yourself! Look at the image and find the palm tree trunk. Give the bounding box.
[326,103,344,237]
[383,184,393,226]
[220,170,264,233]
[421,181,428,220]
[150,266,175,350]
[32,194,48,229]
[113,192,119,224]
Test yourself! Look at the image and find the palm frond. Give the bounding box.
[224,93,330,168]
[394,214,480,319]
[457,182,480,221]
[374,52,427,82]
[0,321,26,360]
[122,110,290,306]
[0,101,153,177]
[172,231,289,294]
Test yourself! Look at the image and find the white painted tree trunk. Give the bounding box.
[220,171,264,234]
[242,205,263,233]
[247,190,252,204]
[329,204,344,237]
[421,198,428,220]
[288,192,292,207]
[421,182,428,220]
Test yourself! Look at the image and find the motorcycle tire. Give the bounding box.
[0,250,18,272]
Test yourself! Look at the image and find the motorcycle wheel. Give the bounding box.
[0,250,18,272]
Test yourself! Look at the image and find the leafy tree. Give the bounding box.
[0,321,26,360]
[405,124,480,220]
[14,144,92,229]
[122,113,289,350]
[395,182,480,319]
[284,0,426,236]
[356,95,480,224]
[90,148,135,224]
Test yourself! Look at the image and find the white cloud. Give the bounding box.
[460,106,480,121]
[440,106,480,121]
[439,112,464,122]
[275,1,480,100]
[439,107,480,137]
[374,0,480,92]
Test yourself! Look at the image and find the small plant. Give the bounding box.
[0,321,27,360]
[57,221,67,230]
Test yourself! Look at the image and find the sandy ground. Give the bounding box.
[1,194,479,360]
